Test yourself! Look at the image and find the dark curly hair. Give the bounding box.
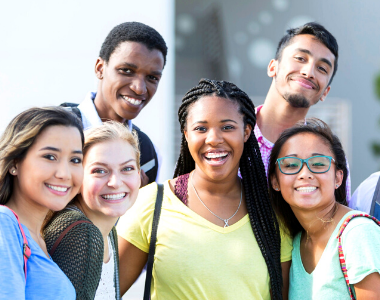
[99,21,168,66]
[174,78,284,300]
[268,118,348,237]
[275,22,338,85]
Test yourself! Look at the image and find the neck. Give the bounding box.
[191,167,241,200]
[293,201,342,240]
[93,88,127,124]
[258,81,309,143]
[75,198,116,241]
[6,193,49,236]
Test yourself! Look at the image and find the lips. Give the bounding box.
[101,193,126,200]
[295,186,317,193]
[291,77,317,90]
[121,95,144,106]
[45,183,70,195]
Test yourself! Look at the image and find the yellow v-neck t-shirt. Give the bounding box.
[117,181,292,300]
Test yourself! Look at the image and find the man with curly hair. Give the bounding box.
[63,22,167,186]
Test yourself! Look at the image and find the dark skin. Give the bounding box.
[119,97,290,298]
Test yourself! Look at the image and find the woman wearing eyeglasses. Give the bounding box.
[268,118,380,300]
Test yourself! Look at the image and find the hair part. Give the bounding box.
[275,22,339,85]
[268,118,348,237]
[0,107,84,205]
[174,78,284,299]
[99,21,168,66]
[83,121,140,169]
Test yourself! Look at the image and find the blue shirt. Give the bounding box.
[0,206,75,300]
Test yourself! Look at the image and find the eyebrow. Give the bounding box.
[295,48,333,69]
[121,62,162,76]
[40,146,82,154]
[89,159,136,167]
[190,119,238,126]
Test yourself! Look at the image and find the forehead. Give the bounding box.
[108,41,164,69]
[279,132,333,158]
[85,139,137,164]
[186,95,242,122]
[282,34,335,64]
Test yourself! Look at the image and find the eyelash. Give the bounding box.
[119,69,159,82]
[295,57,328,74]
[122,166,135,172]
[92,169,106,174]
[43,154,82,164]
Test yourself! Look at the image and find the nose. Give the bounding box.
[108,172,122,189]
[130,76,147,95]
[205,128,223,146]
[300,62,315,79]
[298,162,314,179]
[55,161,72,181]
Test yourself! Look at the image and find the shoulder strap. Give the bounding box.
[0,205,31,281]
[337,213,380,300]
[370,175,380,216]
[143,183,164,300]
[49,220,92,256]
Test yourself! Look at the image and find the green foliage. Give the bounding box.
[375,73,380,101]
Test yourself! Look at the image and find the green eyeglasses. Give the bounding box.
[276,155,335,175]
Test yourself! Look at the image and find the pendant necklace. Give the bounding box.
[190,172,242,228]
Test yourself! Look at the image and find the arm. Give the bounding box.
[354,272,380,300]
[281,260,291,300]
[0,212,26,299]
[118,235,148,296]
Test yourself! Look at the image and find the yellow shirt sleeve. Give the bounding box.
[279,224,293,262]
[116,182,158,253]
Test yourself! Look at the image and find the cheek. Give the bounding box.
[82,177,105,202]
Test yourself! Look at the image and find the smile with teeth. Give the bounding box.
[204,151,229,162]
[101,193,126,200]
[45,184,69,192]
[121,95,143,106]
[296,187,317,193]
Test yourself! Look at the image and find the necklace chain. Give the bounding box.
[190,172,242,228]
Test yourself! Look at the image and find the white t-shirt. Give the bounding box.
[350,171,380,213]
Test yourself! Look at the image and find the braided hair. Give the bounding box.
[174,78,283,299]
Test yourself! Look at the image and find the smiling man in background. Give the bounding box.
[63,22,167,186]
[255,22,351,201]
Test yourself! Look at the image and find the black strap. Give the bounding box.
[143,183,164,300]
[370,175,380,215]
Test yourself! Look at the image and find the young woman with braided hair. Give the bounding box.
[117,79,292,300]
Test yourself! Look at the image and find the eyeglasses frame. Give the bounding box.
[276,155,336,175]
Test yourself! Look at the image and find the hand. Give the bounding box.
[140,170,149,188]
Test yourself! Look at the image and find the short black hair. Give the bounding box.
[275,22,339,85]
[99,22,168,66]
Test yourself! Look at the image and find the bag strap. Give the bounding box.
[0,205,31,281]
[337,213,380,300]
[49,220,92,256]
[143,183,164,300]
[370,175,380,216]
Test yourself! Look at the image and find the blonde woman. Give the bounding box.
[44,121,141,300]
[0,107,84,299]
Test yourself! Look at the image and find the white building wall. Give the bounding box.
[0,0,175,182]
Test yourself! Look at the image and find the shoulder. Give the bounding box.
[340,211,380,244]
[351,172,380,212]
[44,209,102,250]
[0,206,22,237]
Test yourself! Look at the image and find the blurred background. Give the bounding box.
[1,0,380,297]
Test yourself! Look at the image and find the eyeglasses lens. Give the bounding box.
[279,156,330,174]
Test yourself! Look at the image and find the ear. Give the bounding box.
[95,57,105,80]
[320,86,331,102]
[335,169,344,189]
[270,175,280,191]
[184,130,188,142]
[267,59,278,78]
[244,124,252,142]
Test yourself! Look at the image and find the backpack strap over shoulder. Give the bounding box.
[337,213,380,300]
[0,205,31,281]
[370,175,380,219]
[143,183,164,300]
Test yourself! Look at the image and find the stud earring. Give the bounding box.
[336,184,339,188]
[11,169,16,174]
